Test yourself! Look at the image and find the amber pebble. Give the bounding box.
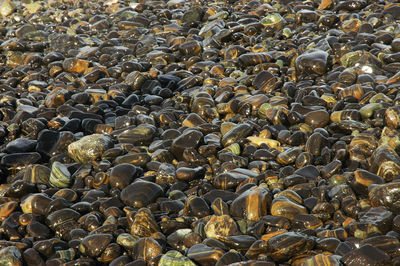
[131,237,163,261]
[292,214,323,230]
[358,207,393,234]
[204,215,239,239]
[341,244,390,266]
[295,50,330,76]
[0,201,18,221]
[62,58,89,74]
[130,208,160,238]
[267,232,314,262]
[305,110,330,128]
[79,234,113,257]
[230,186,271,221]
[297,254,340,266]
[221,123,253,147]
[270,196,308,220]
[187,244,224,265]
[350,169,384,195]
[385,105,400,129]
[252,71,277,93]
[211,198,229,216]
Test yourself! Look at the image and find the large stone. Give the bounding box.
[295,49,330,76]
[117,124,156,146]
[204,215,239,239]
[170,129,203,161]
[270,196,308,220]
[67,134,113,163]
[0,0,15,17]
[120,180,164,208]
[230,186,271,221]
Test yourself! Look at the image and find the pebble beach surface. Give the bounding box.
[0,0,400,265]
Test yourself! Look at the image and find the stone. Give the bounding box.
[170,129,203,161]
[68,134,113,163]
[230,186,271,221]
[271,196,308,220]
[204,215,239,239]
[120,180,164,208]
[295,49,330,76]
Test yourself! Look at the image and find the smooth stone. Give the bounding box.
[361,235,400,258]
[26,221,51,239]
[46,208,80,230]
[22,248,45,266]
[182,6,203,23]
[5,138,37,153]
[159,250,196,266]
[114,153,150,167]
[120,180,164,208]
[68,134,113,163]
[44,88,69,108]
[270,196,308,220]
[341,244,390,266]
[175,166,205,181]
[116,233,139,250]
[268,232,314,262]
[299,254,340,266]
[36,130,76,158]
[203,190,238,203]
[0,0,15,17]
[187,244,224,265]
[131,237,163,261]
[224,235,257,250]
[20,193,52,215]
[369,145,400,182]
[294,165,320,179]
[221,123,252,147]
[0,246,22,266]
[369,182,400,213]
[230,186,271,221]
[211,172,249,190]
[215,252,242,266]
[359,103,382,119]
[160,200,184,214]
[0,201,17,220]
[183,196,210,218]
[170,129,203,161]
[63,58,89,74]
[117,124,156,146]
[211,198,229,216]
[109,164,141,190]
[130,208,160,238]
[295,49,329,75]
[305,109,330,128]
[204,215,239,239]
[79,234,113,257]
[182,113,206,128]
[252,70,277,93]
[1,152,41,168]
[305,132,329,156]
[48,161,71,188]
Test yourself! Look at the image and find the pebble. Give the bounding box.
[67,134,113,163]
[120,180,164,208]
[204,215,239,239]
[0,0,399,264]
